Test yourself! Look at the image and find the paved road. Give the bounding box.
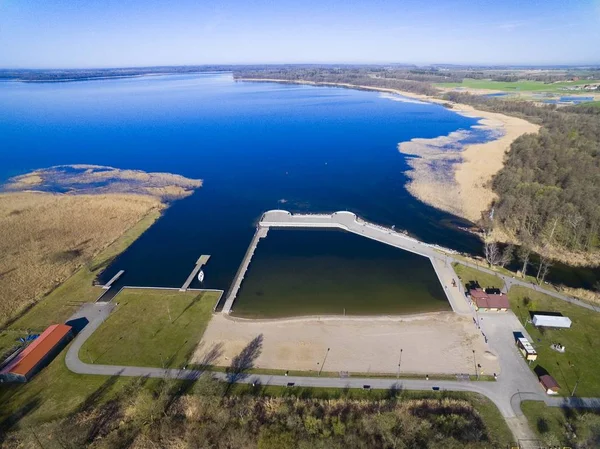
[65,300,547,442]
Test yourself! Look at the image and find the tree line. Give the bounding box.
[1,373,505,449]
[444,91,600,277]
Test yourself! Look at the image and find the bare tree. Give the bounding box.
[517,245,532,277]
[536,255,552,284]
[499,244,514,268]
[484,241,501,266]
[566,212,584,249]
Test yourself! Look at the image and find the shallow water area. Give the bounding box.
[231,228,450,317]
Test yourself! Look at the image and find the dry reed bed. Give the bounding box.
[0,192,164,324]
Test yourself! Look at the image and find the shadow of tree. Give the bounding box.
[172,292,206,324]
[0,398,41,442]
[225,334,263,386]
[193,342,224,371]
[537,417,549,433]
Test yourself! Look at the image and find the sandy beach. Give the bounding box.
[194,312,499,376]
[239,78,540,223]
[398,107,539,222]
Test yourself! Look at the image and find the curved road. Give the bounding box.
[65,302,544,441]
[65,215,599,444]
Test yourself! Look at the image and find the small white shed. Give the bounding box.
[532,314,572,328]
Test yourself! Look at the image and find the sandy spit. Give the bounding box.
[238,78,540,223]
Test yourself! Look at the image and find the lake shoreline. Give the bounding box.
[237,78,540,223]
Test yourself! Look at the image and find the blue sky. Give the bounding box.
[1,0,599,68]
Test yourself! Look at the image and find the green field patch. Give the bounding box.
[81,288,220,368]
[522,400,600,447]
[452,263,505,290]
[509,286,600,397]
[0,344,136,430]
[436,79,600,93]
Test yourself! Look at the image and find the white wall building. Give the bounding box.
[532,314,572,328]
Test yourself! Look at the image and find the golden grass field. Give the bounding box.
[0,192,165,325]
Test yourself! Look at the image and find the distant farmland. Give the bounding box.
[435,79,600,93]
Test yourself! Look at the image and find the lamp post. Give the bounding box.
[570,362,580,397]
[397,348,403,379]
[318,348,330,376]
[472,350,479,380]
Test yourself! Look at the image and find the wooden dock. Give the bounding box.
[103,270,125,289]
[180,255,211,291]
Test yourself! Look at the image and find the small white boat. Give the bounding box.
[197,270,205,283]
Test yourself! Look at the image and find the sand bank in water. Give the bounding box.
[399,108,539,222]
[239,78,540,222]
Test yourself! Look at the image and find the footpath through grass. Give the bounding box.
[81,288,220,368]
[509,286,600,397]
[452,263,505,290]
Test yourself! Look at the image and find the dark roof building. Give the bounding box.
[539,374,560,395]
[0,324,73,383]
[469,288,510,311]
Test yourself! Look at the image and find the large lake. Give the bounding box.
[0,73,508,296]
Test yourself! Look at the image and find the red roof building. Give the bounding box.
[469,288,510,311]
[0,324,72,383]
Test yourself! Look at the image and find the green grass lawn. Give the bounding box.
[0,330,29,361]
[0,343,136,429]
[574,100,600,109]
[435,78,600,93]
[452,263,505,290]
[509,286,600,397]
[7,210,161,332]
[522,400,600,447]
[81,288,221,368]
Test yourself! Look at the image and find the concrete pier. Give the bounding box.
[103,270,125,289]
[221,227,268,313]
[180,255,211,291]
[252,210,470,315]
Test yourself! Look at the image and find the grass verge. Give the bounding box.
[452,262,505,290]
[509,286,600,397]
[226,383,513,446]
[81,288,221,368]
[205,366,495,382]
[521,400,600,447]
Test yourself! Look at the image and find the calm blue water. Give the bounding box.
[1,73,490,292]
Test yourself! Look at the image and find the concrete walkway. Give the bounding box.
[222,227,268,313]
[247,210,472,315]
[261,210,596,313]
